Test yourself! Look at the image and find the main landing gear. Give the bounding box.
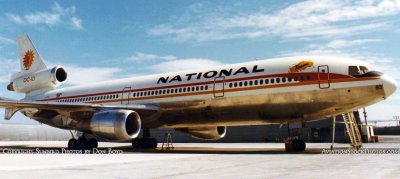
[67,132,98,150]
[284,122,306,152]
[131,128,158,149]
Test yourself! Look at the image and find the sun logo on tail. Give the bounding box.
[23,50,35,70]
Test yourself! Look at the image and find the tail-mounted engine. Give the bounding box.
[175,126,227,140]
[7,66,67,93]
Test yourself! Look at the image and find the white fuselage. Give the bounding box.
[27,56,396,129]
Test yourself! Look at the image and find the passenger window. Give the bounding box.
[239,82,243,87]
[200,86,204,91]
[265,79,269,84]
[229,83,233,88]
[282,77,286,83]
[196,86,199,91]
[260,80,264,85]
[276,78,280,83]
[271,78,274,84]
[234,82,238,87]
[244,81,248,86]
[205,86,209,90]
[183,88,186,92]
[249,81,253,86]
[300,76,304,81]
[306,75,311,80]
[254,80,258,85]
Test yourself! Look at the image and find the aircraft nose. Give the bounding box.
[381,74,397,98]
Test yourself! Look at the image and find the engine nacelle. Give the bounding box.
[90,110,141,142]
[175,126,227,140]
[7,66,67,93]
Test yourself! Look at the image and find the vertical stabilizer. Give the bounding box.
[17,35,47,73]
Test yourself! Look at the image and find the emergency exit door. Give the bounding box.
[318,65,330,89]
[213,77,225,97]
[121,87,131,104]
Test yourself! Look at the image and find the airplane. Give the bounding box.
[0,35,397,151]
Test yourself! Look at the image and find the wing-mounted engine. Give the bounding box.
[175,126,227,140]
[7,66,67,93]
[89,110,141,141]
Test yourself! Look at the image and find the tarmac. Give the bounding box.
[0,136,399,178]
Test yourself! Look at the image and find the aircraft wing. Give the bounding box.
[0,99,160,120]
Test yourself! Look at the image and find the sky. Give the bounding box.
[0,0,399,125]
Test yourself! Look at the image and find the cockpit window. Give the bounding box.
[359,66,369,74]
[348,66,360,76]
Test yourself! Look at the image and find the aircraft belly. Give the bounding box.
[26,84,384,130]
[153,84,384,128]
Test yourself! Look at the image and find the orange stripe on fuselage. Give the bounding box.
[45,75,379,104]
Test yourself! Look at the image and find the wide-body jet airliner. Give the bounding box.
[0,35,397,151]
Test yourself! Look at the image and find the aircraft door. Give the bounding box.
[318,65,330,89]
[213,77,225,97]
[121,87,131,104]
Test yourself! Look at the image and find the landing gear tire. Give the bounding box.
[131,138,158,149]
[87,138,98,149]
[285,139,306,152]
[67,137,98,150]
[68,139,78,149]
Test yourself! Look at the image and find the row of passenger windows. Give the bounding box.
[55,75,311,102]
[55,85,211,102]
[56,94,119,103]
[132,85,209,98]
[228,75,311,88]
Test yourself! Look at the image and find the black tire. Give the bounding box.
[132,139,141,149]
[150,138,158,149]
[77,138,87,150]
[87,138,98,149]
[68,139,78,149]
[293,139,306,152]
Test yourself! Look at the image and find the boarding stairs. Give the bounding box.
[342,112,363,149]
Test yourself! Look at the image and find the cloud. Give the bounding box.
[307,39,382,50]
[5,2,83,30]
[148,0,400,42]
[60,65,122,85]
[0,35,15,44]
[321,39,382,49]
[125,52,177,62]
[70,17,83,30]
[0,57,19,83]
[148,58,223,73]
[117,52,224,73]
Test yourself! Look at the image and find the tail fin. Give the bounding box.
[17,35,47,73]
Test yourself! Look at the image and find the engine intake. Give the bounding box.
[175,126,227,140]
[90,110,141,141]
[7,66,67,93]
